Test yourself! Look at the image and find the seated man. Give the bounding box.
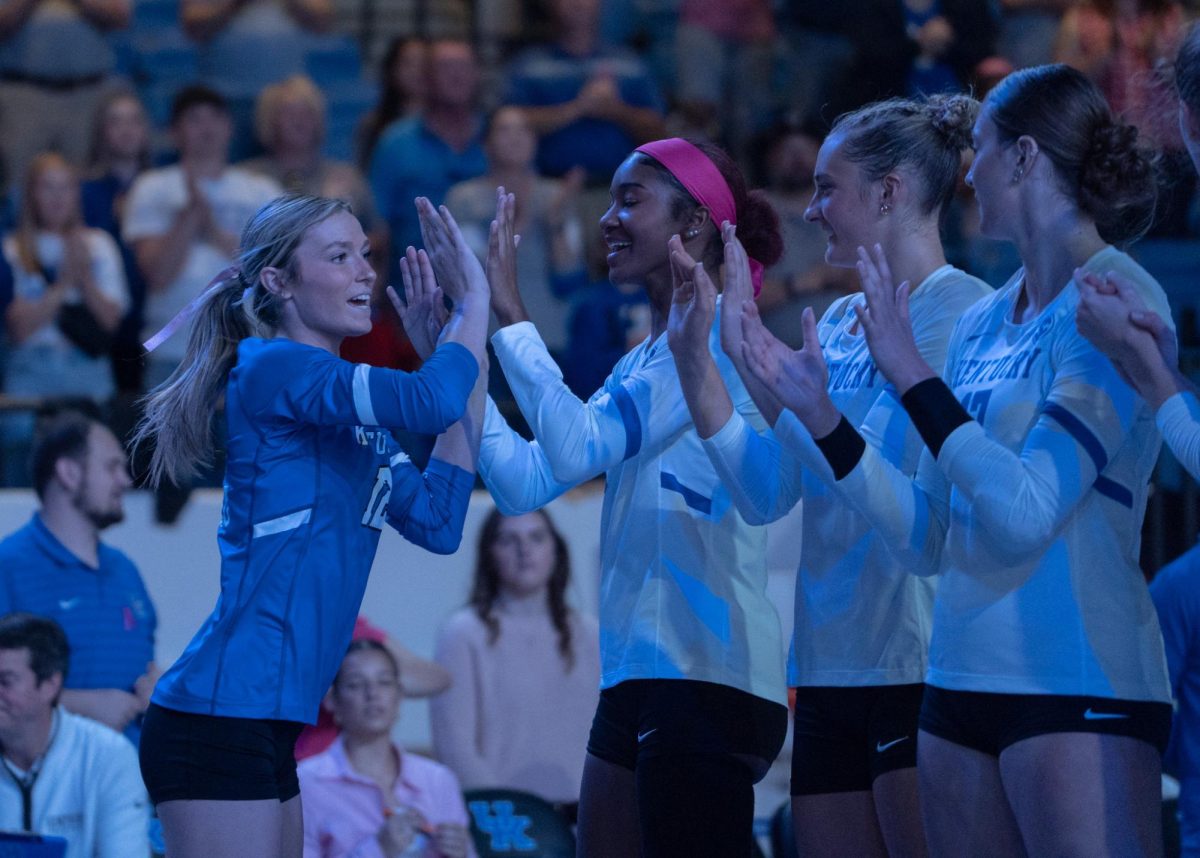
[299,639,474,858]
[0,410,157,744]
[0,612,149,855]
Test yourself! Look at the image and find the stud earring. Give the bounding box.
[685,228,700,239]
[879,202,891,215]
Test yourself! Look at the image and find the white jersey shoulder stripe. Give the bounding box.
[352,364,377,426]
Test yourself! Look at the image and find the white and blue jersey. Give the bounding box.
[702,266,991,687]
[815,246,1172,702]
[152,337,478,723]
[479,307,787,706]
[1158,392,1200,483]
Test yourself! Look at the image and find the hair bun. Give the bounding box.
[1079,118,1157,244]
[926,94,978,151]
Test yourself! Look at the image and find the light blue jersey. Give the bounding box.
[152,337,478,723]
[822,247,1171,701]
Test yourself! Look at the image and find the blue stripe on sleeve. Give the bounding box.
[1044,402,1108,473]
[612,383,642,461]
[660,472,712,515]
[1094,476,1134,509]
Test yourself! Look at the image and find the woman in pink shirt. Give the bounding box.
[299,640,474,858]
[431,508,600,810]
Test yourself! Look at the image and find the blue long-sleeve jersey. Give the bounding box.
[152,337,478,723]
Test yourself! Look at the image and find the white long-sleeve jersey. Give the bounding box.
[702,266,991,686]
[804,246,1172,702]
[1158,392,1200,483]
[479,311,787,705]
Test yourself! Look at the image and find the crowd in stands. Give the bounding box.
[4,0,1200,853]
[1,0,1198,493]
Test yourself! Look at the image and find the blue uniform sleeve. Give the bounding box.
[385,455,475,555]
[270,342,477,435]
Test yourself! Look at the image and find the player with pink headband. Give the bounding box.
[467,139,787,857]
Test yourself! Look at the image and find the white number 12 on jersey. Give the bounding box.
[362,466,391,530]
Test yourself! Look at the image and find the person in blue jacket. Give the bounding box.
[131,193,489,858]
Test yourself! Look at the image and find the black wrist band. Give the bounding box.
[813,415,866,481]
[899,377,971,458]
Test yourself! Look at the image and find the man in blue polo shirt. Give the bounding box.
[370,38,488,285]
[0,410,157,744]
[504,0,666,184]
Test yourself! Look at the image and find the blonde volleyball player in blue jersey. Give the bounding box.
[740,65,1174,857]
[131,195,489,858]
[467,139,789,858]
[1076,24,1200,483]
[667,95,990,858]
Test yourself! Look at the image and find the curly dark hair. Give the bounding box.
[470,508,575,670]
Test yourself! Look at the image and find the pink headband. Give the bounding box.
[635,138,764,296]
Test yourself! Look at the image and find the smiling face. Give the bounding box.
[490,512,558,599]
[600,154,691,288]
[329,648,401,739]
[804,133,880,268]
[269,210,376,352]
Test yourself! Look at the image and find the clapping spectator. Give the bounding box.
[123,86,280,389]
[446,106,588,356]
[300,640,474,858]
[504,0,666,184]
[432,509,600,807]
[1,154,128,485]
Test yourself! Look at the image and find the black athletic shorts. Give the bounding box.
[919,686,1173,757]
[790,683,924,795]
[139,703,306,804]
[586,679,788,774]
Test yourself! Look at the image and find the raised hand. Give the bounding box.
[487,186,530,327]
[666,234,716,361]
[1076,268,1184,406]
[718,222,754,361]
[390,246,448,361]
[414,196,488,307]
[854,243,934,394]
[742,303,842,437]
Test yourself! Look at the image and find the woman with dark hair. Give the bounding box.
[741,64,1173,856]
[670,93,991,857]
[355,37,428,170]
[431,507,599,808]
[451,137,790,857]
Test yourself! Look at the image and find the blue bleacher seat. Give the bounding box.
[304,35,363,86]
